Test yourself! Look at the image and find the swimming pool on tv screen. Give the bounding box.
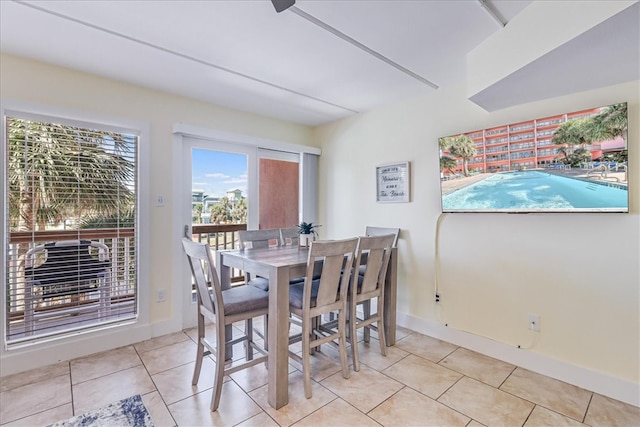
[441,170,628,212]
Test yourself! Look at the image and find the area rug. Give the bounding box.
[47,394,154,427]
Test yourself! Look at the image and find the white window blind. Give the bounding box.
[5,113,139,345]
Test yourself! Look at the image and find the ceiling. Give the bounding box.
[1,1,637,126]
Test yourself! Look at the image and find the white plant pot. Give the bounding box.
[299,233,313,247]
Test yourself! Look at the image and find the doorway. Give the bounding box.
[179,135,314,328]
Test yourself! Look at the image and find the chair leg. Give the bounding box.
[302,316,313,399]
[192,313,205,385]
[211,327,226,412]
[350,299,361,372]
[363,300,371,342]
[338,307,350,379]
[263,314,269,351]
[377,297,387,357]
[245,318,254,361]
[311,316,320,354]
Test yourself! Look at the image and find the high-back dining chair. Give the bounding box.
[279,227,299,247]
[181,238,269,411]
[364,226,400,247]
[238,228,292,349]
[288,237,358,399]
[349,234,395,371]
[238,228,281,250]
[280,227,324,285]
[238,229,281,291]
[359,226,400,342]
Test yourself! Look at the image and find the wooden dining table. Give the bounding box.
[215,244,398,410]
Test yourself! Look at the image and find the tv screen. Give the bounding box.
[439,102,629,213]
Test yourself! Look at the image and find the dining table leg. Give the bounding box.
[268,264,290,409]
[384,247,398,346]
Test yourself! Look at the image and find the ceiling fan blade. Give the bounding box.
[271,0,296,13]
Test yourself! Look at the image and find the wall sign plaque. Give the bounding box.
[376,161,410,203]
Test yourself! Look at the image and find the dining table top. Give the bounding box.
[219,245,311,268]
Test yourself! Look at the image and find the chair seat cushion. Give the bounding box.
[222,285,269,315]
[343,269,376,294]
[290,267,322,283]
[251,274,322,289]
[289,279,321,309]
[248,276,270,291]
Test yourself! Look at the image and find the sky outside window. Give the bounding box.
[192,148,247,198]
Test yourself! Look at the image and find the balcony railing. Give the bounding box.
[6,223,247,341]
[7,228,136,341]
[191,223,247,284]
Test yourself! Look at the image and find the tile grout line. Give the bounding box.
[133,339,179,427]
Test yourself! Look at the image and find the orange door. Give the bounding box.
[259,158,299,230]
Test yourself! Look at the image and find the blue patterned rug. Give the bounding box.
[47,394,154,427]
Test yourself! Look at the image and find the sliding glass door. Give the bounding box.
[191,148,249,227]
[181,138,307,327]
[184,141,301,231]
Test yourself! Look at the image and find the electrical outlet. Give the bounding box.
[528,313,540,331]
[435,293,441,303]
[157,288,166,302]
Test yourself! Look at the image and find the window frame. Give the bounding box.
[0,100,150,373]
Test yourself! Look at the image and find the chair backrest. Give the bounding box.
[355,234,395,295]
[181,238,223,318]
[279,228,299,246]
[238,229,281,249]
[305,238,358,310]
[365,226,400,247]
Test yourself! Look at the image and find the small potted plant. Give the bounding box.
[297,221,320,247]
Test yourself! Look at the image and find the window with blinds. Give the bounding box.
[4,113,138,345]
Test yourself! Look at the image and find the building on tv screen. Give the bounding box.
[438,103,629,213]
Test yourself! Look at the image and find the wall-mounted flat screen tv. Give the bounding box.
[439,102,629,213]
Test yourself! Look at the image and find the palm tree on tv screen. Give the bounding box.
[439,135,477,177]
[553,103,628,165]
[552,119,592,166]
[439,156,458,176]
[584,103,628,143]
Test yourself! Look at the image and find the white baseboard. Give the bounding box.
[150,316,184,338]
[397,312,640,407]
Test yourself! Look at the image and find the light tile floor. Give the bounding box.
[1,325,638,427]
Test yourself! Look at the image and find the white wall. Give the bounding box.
[314,81,639,405]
